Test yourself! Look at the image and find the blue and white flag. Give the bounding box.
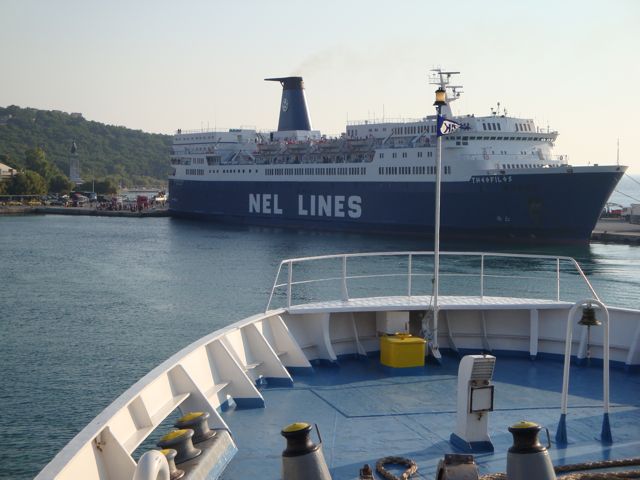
[437,115,461,137]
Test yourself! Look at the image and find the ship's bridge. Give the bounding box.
[345,115,557,142]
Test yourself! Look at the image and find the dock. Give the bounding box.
[0,205,169,217]
[592,218,640,244]
[34,206,170,217]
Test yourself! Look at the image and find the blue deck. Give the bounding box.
[220,354,640,479]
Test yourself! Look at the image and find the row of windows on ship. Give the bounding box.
[255,154,373,164]
[185,168,259,175]
[347,121,536,136]
[265,167,368,176]
[378,166,451,175]
[480,121,534,132]
[182,165,454,177]
[379,151,433,159]
[443,134,551,142]
[178,152,432,167]
[183,167,369,176]
[347,125,435,136]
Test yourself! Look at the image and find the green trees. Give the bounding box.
[0,148,70,195]
[24,147,57,181]
[49,174,74,194]
[0,106,171,187]
[7,170,47,195]
[24,147,67,193]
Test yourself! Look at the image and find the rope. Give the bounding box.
[555,458,640,473]
[479,457,640,480]
[557,472,640,479]
[480,472,640,480]
[376,456,418,480]
[614,189,640,203]
[614,173,640,203]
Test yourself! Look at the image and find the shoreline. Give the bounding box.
[0,205,169,217]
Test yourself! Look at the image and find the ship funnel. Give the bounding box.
[265,77,313,131]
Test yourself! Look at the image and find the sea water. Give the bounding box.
[1,202,640,478]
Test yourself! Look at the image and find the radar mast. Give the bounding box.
[429,69,462,118]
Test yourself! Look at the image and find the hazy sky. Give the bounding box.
[1,0,639,171]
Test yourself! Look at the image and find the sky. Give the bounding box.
[1,0,639,171]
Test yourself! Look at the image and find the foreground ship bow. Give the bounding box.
[168,71,625,243]
[36,251,640,479]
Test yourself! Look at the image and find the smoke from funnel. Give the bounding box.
[265,77,313,131]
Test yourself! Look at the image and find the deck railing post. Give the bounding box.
[408,254,413,298]
[265,262,284,312]
[480,254,485,299]
[287,261,293,308]
[341,255,349,301]
[556,258,560,301]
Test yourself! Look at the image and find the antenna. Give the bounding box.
[450,86,464,98]
[429,69,463,106]
[617,138,620,166]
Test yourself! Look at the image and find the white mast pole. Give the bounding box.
[431,81,447,361]
[433,114,442,355]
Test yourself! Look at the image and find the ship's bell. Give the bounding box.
[578,305,602,327]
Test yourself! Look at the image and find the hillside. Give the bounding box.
[0,105,172,186]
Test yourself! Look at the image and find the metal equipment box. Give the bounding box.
[380,334,426,368]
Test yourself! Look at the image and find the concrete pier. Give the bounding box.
[592,218,640,244]
[33,206,170,217]
[0,205,169,217]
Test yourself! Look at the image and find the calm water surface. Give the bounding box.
[1,215,639,479]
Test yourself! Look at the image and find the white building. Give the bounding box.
[0,162,16,181]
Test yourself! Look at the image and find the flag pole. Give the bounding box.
[432,87,447,362]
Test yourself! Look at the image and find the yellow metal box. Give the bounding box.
[380,334,426,368]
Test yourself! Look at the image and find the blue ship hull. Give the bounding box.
[169,169,623,243]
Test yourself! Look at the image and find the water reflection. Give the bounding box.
[166,219,638,309]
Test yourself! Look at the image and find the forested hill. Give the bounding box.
[0,105,172,185]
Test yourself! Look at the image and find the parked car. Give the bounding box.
[70,193,89,207]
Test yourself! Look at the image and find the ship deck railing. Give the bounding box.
[346,116,431,125]
[265,251,600,312]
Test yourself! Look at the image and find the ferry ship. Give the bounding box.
[168,70,625,243]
